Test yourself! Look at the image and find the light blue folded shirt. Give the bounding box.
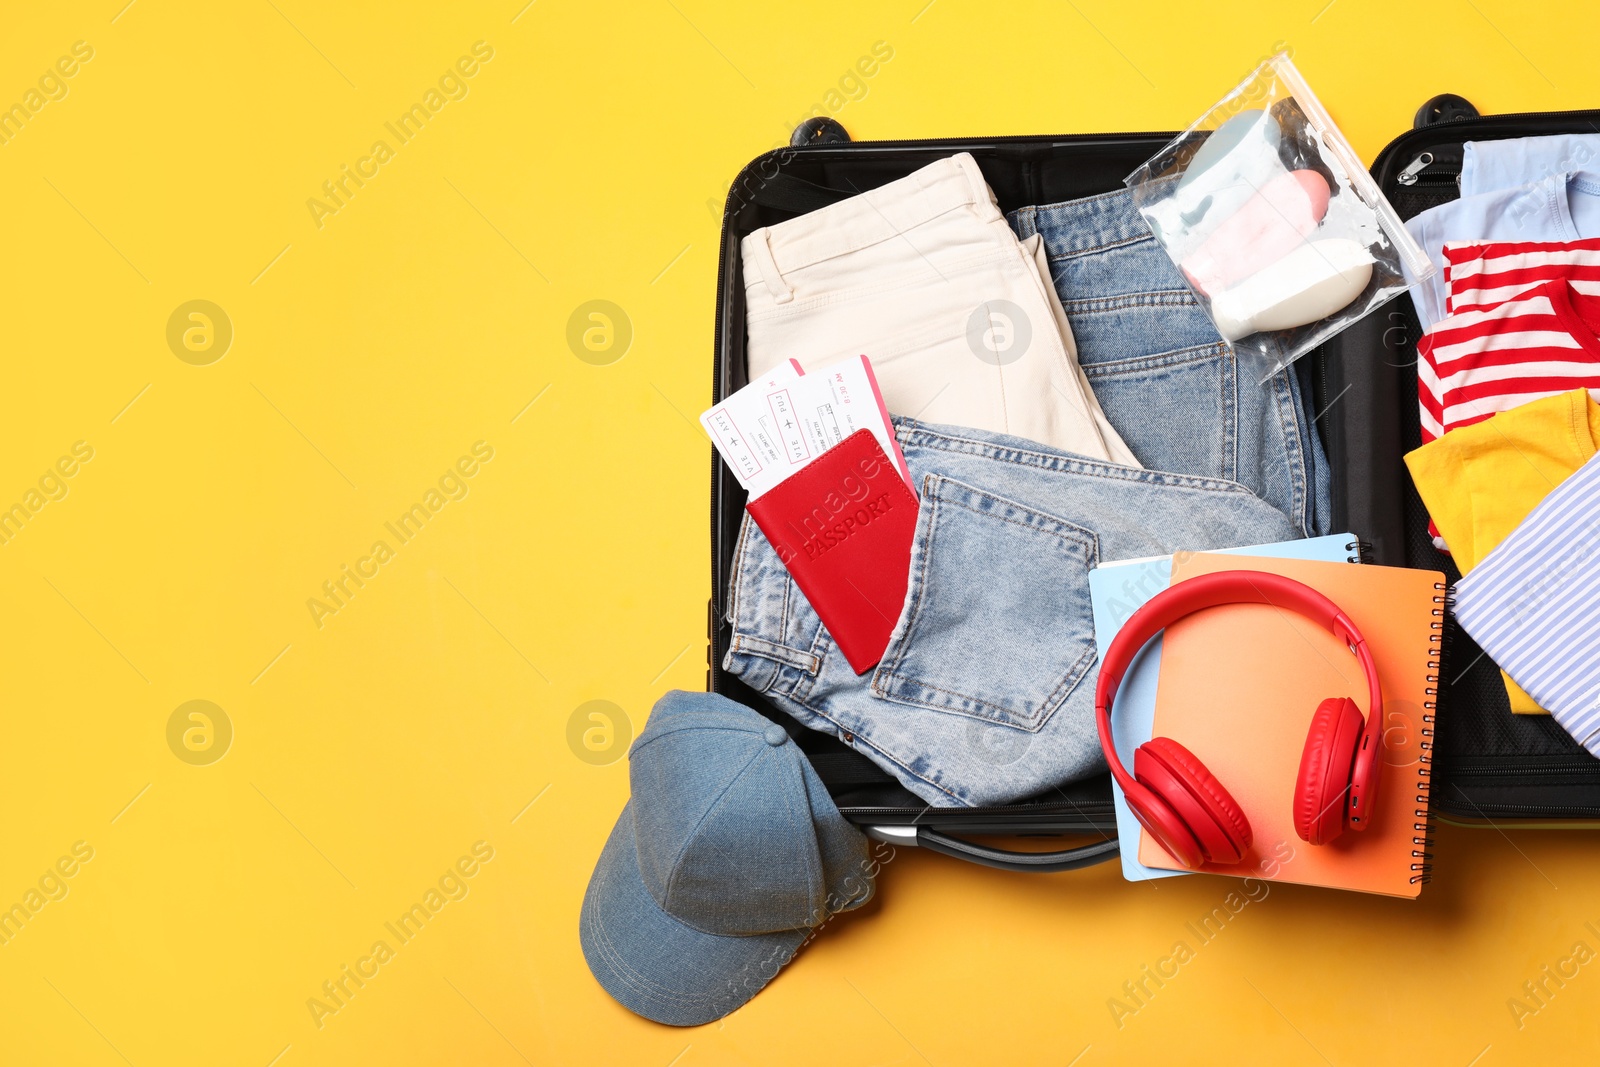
[1463,134,1600,198]
[1454,453,1600,755]
[1402,171,1600,329]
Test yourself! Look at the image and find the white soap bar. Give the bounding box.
[1207,238,1375,341]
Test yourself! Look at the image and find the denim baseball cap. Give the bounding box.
[580,690,876,1026]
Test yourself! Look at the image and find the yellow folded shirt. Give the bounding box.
[1404,388,1600,715]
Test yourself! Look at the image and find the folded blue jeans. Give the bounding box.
[724,417,1300,807]
[1009,188,1331,539]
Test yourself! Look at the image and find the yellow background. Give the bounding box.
[1,1,1597,1063]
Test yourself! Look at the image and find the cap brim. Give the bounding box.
[580,802,808,1027]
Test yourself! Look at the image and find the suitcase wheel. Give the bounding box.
[791,117,851,147]
[1413,94,1480,129]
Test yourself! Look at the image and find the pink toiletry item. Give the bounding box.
[1180,170,1331,296]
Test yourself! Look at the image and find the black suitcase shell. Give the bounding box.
[706,103,1600,873]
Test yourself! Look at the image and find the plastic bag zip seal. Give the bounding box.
[1267,53,1434,283]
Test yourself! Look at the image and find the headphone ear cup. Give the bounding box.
[1120,777,1206,870]
[1294,697,1365,845]
[1135,737,1253,865]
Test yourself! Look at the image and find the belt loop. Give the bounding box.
[1012,204,1038,241]
[955,152,992,208]
[748,228,794,304]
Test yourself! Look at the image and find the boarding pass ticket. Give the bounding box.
[700,355,915,500]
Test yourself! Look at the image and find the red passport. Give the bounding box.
[745,430,919,674]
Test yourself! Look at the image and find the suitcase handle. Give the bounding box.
[871,825,1120,873]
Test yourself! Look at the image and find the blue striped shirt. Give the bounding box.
[1454,452,1600,752]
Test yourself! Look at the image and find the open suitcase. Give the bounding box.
[706,98,1600,874]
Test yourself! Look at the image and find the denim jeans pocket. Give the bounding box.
[1081,341,1236,483]
[870,474,1099,732]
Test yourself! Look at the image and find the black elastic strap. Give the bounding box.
[806,750,898,788]
[751,172,853,214]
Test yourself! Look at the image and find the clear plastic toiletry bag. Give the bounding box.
[1125,53,1432,378]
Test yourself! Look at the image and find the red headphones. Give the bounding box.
[1094,570,1384,869]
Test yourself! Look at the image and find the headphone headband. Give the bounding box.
[1094,569,1384,829]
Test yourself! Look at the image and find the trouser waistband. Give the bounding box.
[1008,186,1155,258]
[742,153,997,303]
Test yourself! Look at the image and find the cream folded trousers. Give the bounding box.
[742,152,1137,466]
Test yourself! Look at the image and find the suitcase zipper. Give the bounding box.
[1443,802,1600,818]
[1449,760,1600,777]
[1396,142,1467,185]
[1396,153,1462,188]
[1437,760,1600,820]
[1395,151,1433,184]
[1374,107,1600,187]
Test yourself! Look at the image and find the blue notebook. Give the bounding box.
[1088,535,1361,882]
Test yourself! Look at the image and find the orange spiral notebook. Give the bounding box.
[1139,552,1447,897]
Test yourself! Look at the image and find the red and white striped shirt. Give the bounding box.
[1419,278,1600,443]
[1444,237,1600,316]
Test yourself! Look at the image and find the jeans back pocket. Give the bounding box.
[871,475,1099,732]
[1082,341,1235,484]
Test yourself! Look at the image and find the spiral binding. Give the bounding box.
[1409,581,1452,885]
[1343,540,1440,883]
